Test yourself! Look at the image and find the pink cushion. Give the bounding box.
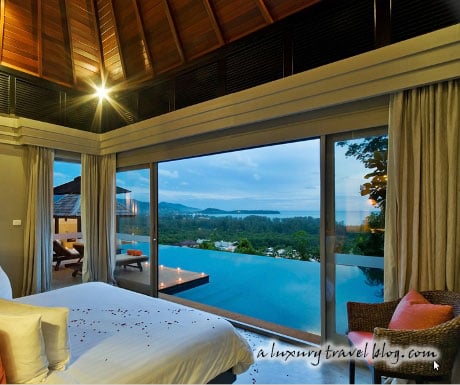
[347,331,373,364]
[389,290,453,330]
[0,355,6,384]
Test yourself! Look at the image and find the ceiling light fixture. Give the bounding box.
[95,85,109,100]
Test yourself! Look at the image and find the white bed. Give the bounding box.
[15,282,254,384]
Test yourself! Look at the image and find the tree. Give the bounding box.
[337,135,388,287]
[293,230,308,259]
[337,135,388,214]
[236,238,257,255]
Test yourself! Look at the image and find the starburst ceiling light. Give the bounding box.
[95,85,109,100]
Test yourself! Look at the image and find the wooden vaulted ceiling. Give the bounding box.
[0,0,320,93]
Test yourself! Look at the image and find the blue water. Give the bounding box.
[120,243,383,335]
[205,210,379,226]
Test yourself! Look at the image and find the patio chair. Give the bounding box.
[115,253,148,272]
[347,290,460,384]
[52,240,82,271]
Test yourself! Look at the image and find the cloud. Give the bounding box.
[158,169,179,178]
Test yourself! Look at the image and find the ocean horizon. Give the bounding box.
[205,209,379,226]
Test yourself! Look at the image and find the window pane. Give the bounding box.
[158,140,322,336]
[334,134,387,335]
[115,168,152,293]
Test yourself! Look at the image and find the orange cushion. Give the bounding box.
[0,355,6,384]
[127,249,143,256]
[389,290,453,330]
[347,331,373,364]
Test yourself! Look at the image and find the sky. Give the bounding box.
[55,138,379,216]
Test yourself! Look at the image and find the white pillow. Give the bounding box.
[0,313,49,383]
[0,299,70,370]
[0,266,12,299]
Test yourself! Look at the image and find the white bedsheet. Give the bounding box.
[16,282,254,384]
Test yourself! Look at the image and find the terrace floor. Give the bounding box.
[51,263,370,384]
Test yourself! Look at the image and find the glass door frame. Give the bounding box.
[150,162,159,297]
[115,164,159,297]
[323,126,387,345]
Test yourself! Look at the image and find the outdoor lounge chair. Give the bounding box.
[52,240,82,271]
[64,246,147,276]
[347,290,460,384]
[115,253,148,271]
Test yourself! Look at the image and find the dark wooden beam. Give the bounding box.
[374,0,391,48]
[90,0,106,83]
[257,0,274,24]
[161,0,185,65]
[62,0,77,86]
[203,0,224,46]
[132,0,154,77]
[108,0,127,80]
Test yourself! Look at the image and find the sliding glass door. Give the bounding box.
[113,128,388,344]
[325,129,387,343]
[115,166,156,295]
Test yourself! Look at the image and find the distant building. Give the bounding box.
[214,240,238,252]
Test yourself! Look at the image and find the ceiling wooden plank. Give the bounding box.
[203,0,224,45]
[256,0,274,24]
[136,0,183,75]
[88,0,105,83]
[169,0,222,61]
[97,0,126,82]
[111,0,152,81]
[66,0,103,90]
[64,0,77,86]
[132,0,154,77]
[2,0,39,74]
[211,0,270,43]
[37,0,42,76]
[161,0,185,65]
[0,0,6,61]
[263,0,321,21]
[41,0,74,86]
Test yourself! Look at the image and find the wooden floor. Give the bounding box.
[115,263,209,295]
[51,264,370,384]
[52,260,209,294]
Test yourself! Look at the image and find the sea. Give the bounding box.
[118,243,383,335]
[198,209,379,226]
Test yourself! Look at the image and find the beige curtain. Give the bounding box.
[385,79,460,300]
[22,146,54,295]
[81,153,116,283]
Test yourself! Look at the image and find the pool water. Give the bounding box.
[121,244,383,335]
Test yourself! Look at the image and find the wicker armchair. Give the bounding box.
[347,290,460,384]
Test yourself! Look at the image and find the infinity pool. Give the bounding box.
[120,244,383,335]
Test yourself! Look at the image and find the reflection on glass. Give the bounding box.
[115,168,151,293]
[334,135,387,334]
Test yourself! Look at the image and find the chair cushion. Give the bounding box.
[389,290,453,330]
[0,355,6,384]
[347,331,373,364]
[127,249,143,256]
